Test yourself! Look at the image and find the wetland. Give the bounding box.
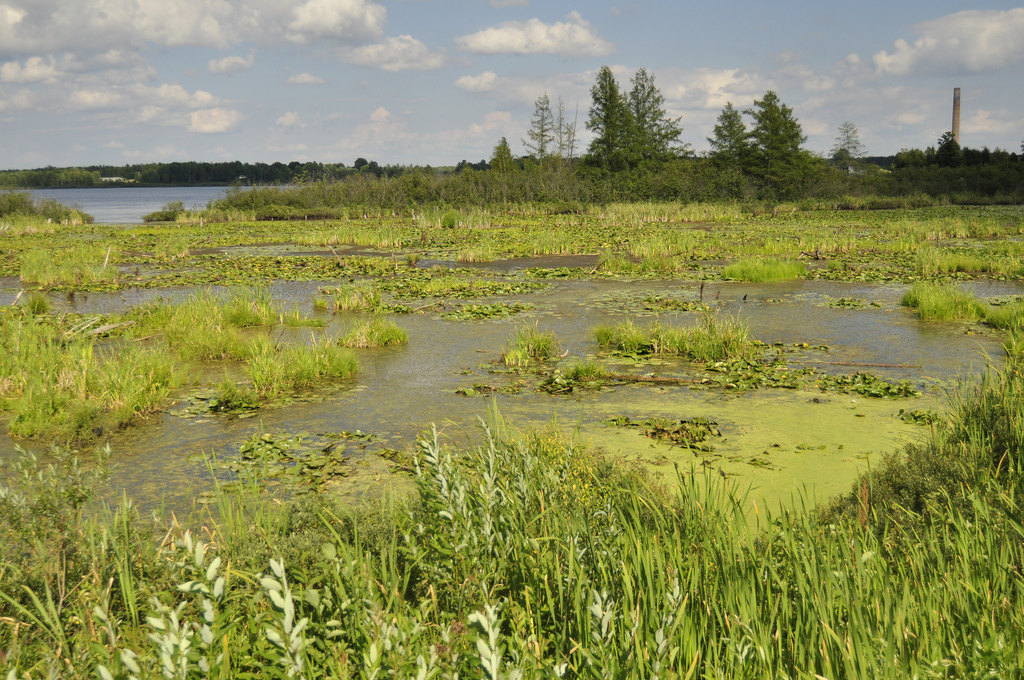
[3,199,1024,677]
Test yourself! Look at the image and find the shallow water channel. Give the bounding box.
[1,269,1013,514]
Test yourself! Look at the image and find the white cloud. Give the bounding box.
[341,35,445,71]
[188,107,244,133]
[276,111,304,128]
[0,55,60,83]
[659,68,764,110]
[489,0,528,6]
[286,0,387,44]
[0,0,389,55]
[873,8,1024,76]
[454,11,613,57]
[70,89,120,108]
[963,109,1024,136]
[208,51,254,75]
[454,71,498,93]
[287,72,325,84]
[370,106,389,122]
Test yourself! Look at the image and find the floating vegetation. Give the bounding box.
[377,271,549,299]
[898,408,942,425]
[539,360,607,393]
[817,372,921,398]
[227,430,352,492]
[607,415,721,450]
[826,297,872,308]
[442,301,534,321]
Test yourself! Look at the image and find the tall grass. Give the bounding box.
[3,360,1024,676]
[721,258,805,282]
[595,309,755,362]
[0,312,178,441]
[340,316,408,348]
[20,245,119,288]
[246,334,358,395]
[900,282,987,321]
[502,324,558,368]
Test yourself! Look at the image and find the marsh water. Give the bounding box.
[28,186,239,223]
[1,250,1010,513]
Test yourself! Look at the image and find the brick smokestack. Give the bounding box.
[952,87,961,145]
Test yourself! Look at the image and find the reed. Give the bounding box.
[595,309,755,362]
[900,282,987,321]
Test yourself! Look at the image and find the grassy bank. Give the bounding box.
[2,351,1023,676]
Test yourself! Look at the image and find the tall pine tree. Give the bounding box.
[627,68,683,161]
[585,66,632,170]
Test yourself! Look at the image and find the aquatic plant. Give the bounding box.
[721,258,805,282]
[20,245,120,289]
[595,309,755,363]
[340,315,408,348]
[502,325,557,368]
[900,282,987,322]
[246,334,357,395]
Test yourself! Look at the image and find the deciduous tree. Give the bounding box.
[830,121,865,162]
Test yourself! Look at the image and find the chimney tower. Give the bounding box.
[952,87,961,145]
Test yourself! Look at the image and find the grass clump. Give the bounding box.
[246,335,358,396]
[319,283,381,311]
[595,309,755,363]
[722,258,805,282]
[900,282,987,321]
[0,312,179,441]
[340,316,408,348]
[502,325,557,368]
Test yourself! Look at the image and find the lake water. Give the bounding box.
[26,186,242,224]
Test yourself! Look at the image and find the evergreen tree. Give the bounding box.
[744,91,809,192]
[627,68,683,161]
[707,102,748,166]
[830,121,865,163]
[523,93,555,159]
[935,131,963,168]
[585,66,632,170]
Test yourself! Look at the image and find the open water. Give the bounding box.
[26,186,242,224]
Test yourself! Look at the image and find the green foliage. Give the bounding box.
[707,102,749,167]
[586,66,633,170]
[900,282,987,321]
[936,131,963,168]
[744,91,813,197]
[340,315,408,348]
[595,310,756,363]
[627,68,684,161]
[721,258,805,282]
[502,324,558,368]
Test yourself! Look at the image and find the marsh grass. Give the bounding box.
[340,316,408,348]
[246,334,358,396]
[721,258,805,282]
[26,292,50,315]
[900,282,987,322]
[0,313,179,440]
[320,283,381,311]
[4,361,1024,677]
[502,324,557,368]
[20,245,119,288]
[595,309,755,362]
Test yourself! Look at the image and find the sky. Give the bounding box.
[1,0,1023,169]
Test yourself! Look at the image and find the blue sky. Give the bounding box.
[1,0,1023,169]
